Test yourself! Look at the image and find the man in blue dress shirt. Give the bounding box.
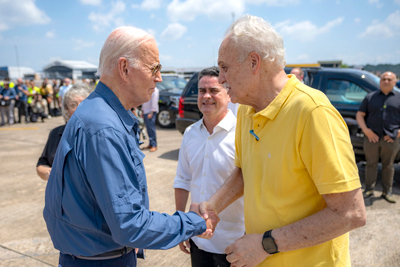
[43,26,217,267]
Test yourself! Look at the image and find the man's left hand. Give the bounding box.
[384,135,394,143]
[147,113,153,119]
[225,234,269,267]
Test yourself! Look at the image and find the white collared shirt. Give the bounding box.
[173,110,245,254]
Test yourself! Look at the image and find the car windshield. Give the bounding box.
[157,77,187,91]
[362,71,380,87]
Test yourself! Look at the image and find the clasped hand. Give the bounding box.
[189,202,219,239]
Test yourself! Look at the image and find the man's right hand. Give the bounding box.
[190,202,219,239]
[364,128,379,143]
[197,201,220,239]
[178,240,191,254]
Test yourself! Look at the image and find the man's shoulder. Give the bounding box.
[184,119,202,135]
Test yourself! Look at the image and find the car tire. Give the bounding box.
[157,108,173,128]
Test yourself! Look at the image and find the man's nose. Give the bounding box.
[218,73,226,84]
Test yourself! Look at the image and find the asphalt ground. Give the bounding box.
[0,115,399,267]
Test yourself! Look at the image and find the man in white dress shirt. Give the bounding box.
[174,66,244,267]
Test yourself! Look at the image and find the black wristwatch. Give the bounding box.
[262,230,279,254]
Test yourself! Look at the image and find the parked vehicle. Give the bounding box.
[176,67,385,161]
[156,76,187,128]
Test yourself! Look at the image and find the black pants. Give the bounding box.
[18,101,29,122]
[189,239,230,267]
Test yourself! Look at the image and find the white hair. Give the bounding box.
[62,83,92,122]
[224,15,286,69]
[96,26,155,77]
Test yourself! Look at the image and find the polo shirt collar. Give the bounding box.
[94,81,137,133]
[246,74,297,121]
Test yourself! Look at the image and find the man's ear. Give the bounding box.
[118,57,129,81]
[249,52,261,75]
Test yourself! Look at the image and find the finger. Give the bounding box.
[225,243,234,255]
[199,202,209,220]
[185,240,191,249]
[179,242,190,254]
[226,252,238,264]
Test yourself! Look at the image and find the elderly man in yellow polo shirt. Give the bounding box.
[200,15,366,267]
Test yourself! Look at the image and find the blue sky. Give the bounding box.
[0,0,399,72]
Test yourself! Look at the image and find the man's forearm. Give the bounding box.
[273,188,366,252]
[208,167,244,214]
[356,112,368,132]
[175,188,189,212]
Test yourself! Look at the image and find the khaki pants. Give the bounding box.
[364,136,400,193]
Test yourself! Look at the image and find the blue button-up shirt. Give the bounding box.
[43,81,206,256]
[15,84,28,102]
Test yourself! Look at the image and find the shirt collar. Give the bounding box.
[94,81,137,133]
[245,74,297,121]
[199,109,236,133]
[379,89,395,96]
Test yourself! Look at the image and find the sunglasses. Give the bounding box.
[139,62,162,76]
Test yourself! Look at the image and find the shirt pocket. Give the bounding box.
[129,147,147,197]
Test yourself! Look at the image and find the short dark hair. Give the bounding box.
[198,66,219,82]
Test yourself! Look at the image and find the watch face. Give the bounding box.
[262,237,278,254]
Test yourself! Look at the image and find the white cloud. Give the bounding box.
[275,17,343,42]
[354,18,361,23]
[72,38,96,50]
[395,0,400,5]
[79,0,102,5]
[245,0,299,6]
[141,0,162,10]
[0,0,50,31]
[167,0,245,22]
[46,30,55,39]
[359,10,400,38]
[386,10,400,28]
[88,1,126,32]
[368,0,383,8]
[161,23,187,41]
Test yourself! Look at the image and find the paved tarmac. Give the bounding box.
[0,115,399,267]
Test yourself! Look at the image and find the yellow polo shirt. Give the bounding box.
[235,75,361,267]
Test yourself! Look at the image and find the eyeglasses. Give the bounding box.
[139,62,162,76]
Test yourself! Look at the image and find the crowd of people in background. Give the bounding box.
[0,77,96,126]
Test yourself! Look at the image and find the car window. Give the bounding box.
[326,79,368,105]
[183,74,199,97]
[158,77,187,90]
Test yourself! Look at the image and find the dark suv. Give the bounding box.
[176,68,383,161]
[156,76,187,128]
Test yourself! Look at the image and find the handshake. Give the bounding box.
[189,202,219,239]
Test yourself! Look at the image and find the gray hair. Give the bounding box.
[224,15,286,70]
[62,83,92,122]
[198,66,220,82]
[96,26,155,77]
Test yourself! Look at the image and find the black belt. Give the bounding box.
[73,247,134,260]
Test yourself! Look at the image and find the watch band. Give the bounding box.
[262,229,279,254]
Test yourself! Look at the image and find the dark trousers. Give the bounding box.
[18,101,29,122]
[189,239,230,267]
[144,112,157,147]
[364,136,400,193]
[59,250,136,267]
